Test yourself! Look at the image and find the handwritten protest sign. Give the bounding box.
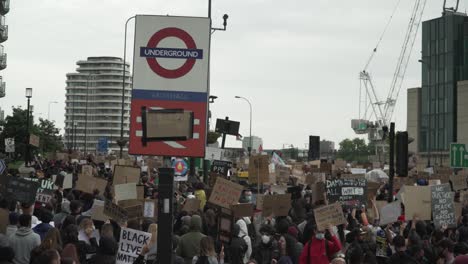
[118,200,143,220]
[400,185,431,220]
[104,200,128,224]
[326,178,367,208]
[431,184,456,228]
[114,183,137,202]
[208,177,243,209]
[262,194,291,217]
[116,228,152,264]
[314,203,347,231]
[82,165,93,177]
[76,173,108,194]
[24,178,56,203]
[450,174,468,191]
[248,155,269,183]
[231,203,254,217]
[5,177,39,205]
[182,199,201,213]
[379,201,402,225]
[91,200,108,222]
[113,165,141,185]
[143,200,157,218]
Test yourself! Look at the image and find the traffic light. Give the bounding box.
[396,131,409,177]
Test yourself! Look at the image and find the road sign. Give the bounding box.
[29,134,40,147]
[129,15,210,158]
[450,143,468,168]
[97,137,108,153]
[0,159,6,175]
[4,138,14,153]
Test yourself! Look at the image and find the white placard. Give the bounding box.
[144,200,155,218]
[114,183,137,202]
[350,168,367,174]
[116,228,152,264]
[380,201,402,226]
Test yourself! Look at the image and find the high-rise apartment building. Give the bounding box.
[0,0,9,98]
[64,56,131,153]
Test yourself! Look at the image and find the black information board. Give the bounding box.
[326,178,367,208]
[431,184,456,228]
[210,160,232,176]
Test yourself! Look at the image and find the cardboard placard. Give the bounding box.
[312,182,326,204]
[326,178,367,208]
[54,173,73,189]
[400,186,431,220]
[262,194,291,217]
[431,184,456,228]
[460,190,468,203]
[113,165,141,185]
[276,166,290,184]
[248,155,269,183]
[231,203,254,217]
[56,153,67,161]
[182,199,201,213]
[0,208,9,234]
[429,179,441,186]
[114,183,137,202]
[379,201,402,226]
[91,200,108,222]
[5,177,40,205]
[335,159,347,169]
[256,194,264,210]
[450,174,468,191]
[82,165,93,177]
[320,163,332,174]
[455,202,463,220]
[350,168,367,175]
[76,173,108,194]
[143,200,158,218]
[314,202,347,231]
[124,203,143,220]
[136,185,144,200]
[208,177,244,209]
[367,182,381,201]
[117,228,152,264]
[104,200,128,224]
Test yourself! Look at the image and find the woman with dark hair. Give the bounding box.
[192,236,224,264]
[203,209,218,239]
[32,249,60,264]
[88,236,118,264]
[62,224,98,264]
[30,228,63,264]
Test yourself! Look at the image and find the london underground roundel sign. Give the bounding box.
[140,27,204,79]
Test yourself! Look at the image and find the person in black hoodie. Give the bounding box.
[253,225,280,264]
[89,236,118,264]
[62,224,98,264]
[228,224,247,264]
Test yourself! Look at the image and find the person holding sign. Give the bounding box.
[299,224,342,264]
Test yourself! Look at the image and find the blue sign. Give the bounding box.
[97,138,108,153]
[0,159,5,175]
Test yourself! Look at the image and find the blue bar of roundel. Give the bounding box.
[132,89,208,102]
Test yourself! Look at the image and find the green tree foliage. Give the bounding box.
[337,138,374,163]
[0,107,63,159]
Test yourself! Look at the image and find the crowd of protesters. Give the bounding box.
[0,156,468,264]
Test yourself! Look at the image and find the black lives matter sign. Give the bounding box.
[117,227,152,264]
[326,178,367,208]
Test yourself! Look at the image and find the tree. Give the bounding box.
[336,137,372,163]
[0,107,63,160]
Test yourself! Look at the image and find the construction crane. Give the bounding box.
[352,0,428,157]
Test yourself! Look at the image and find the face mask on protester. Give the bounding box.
[316,233,325,240]
[245,195,252,202]
[261,235,270,244]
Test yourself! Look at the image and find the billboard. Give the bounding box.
[129,15,211,157]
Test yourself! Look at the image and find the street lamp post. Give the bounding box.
[235,96,252,156]
[47,101,58,121]
[118,16,135,159]
[419,59,432,168]
[25,88,32,166]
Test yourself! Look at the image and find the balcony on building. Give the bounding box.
[0,16,8,43]
[0,45,6,70]
[0,76,4,98]
[0,0,9,15]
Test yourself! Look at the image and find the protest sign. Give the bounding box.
[450,174,468,191]
[0,208,8,234]
[248,155,269,183]
[455,202,463,220]
[114,183,137,202]
[211,160,232,176]
[313,203,347,231]
[341,174,366,179]
[182,199,201,213]
[116,228,152,264]
[335,159,347,169]
[76,173,108,194]
[104,200,128,224]
[143,200,157,218]
[256,194,264,210]
[54,173,73,189]
[56,152,67,161]
[320,163,332,174]
[326,178,367,208]
[231,203,254,217]
[401,185,431,220]
[208,177,243,209]
[121,201,143,220]
[276,166,290,184]
[113,165,141,185]
[312,182,326,204]
[367,182,381,201]
[262,194,291,217]
[91,200,108,222]
[379,201,402,225]
[429,179,441,186]
[350,168,367,175]
[4,177,40,205]
[431,184,456,228]
[461,190,468,203]
[82,165,93,177]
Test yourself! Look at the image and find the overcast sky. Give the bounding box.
[1,0,465,150]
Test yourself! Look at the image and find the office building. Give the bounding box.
[64,56,131,153]
[0,0,9,98]
[242,136,263,154]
